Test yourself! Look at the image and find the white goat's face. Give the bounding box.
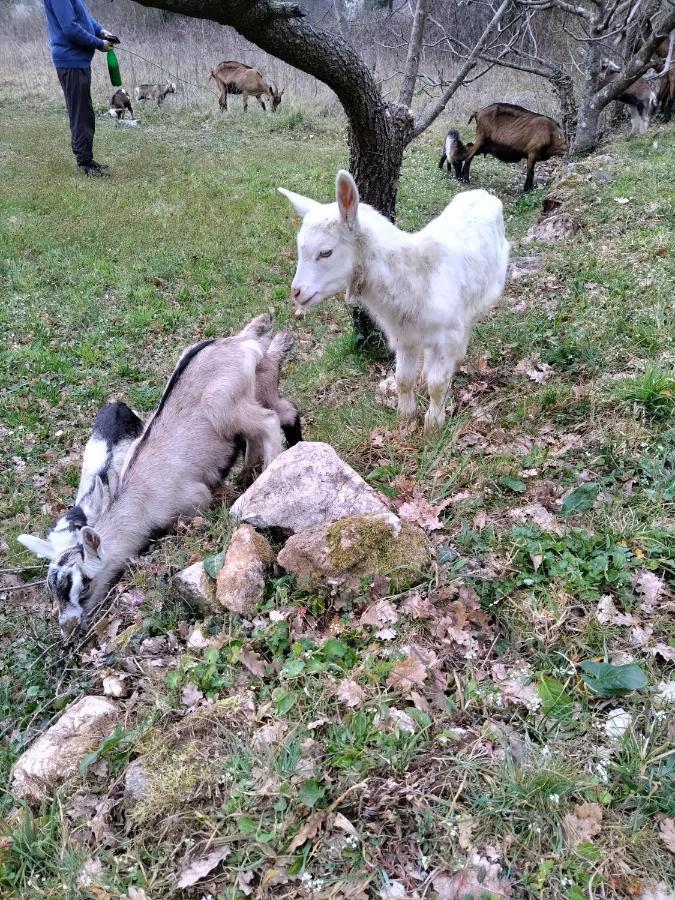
[46,527,104,639]
[279,171,360,310]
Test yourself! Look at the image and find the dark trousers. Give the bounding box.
[56,67,95,167]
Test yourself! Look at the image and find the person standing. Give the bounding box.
[43,0,119,175]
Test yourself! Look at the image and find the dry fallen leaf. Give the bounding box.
[401,592,435,619]
[331,811,358,837]
[127,889,149,900]
[433,855,511,899]
[596,596,637,627]
[564,802,603,846]
[508,503,562,535]
[633,570,665,613]
[360,599,398,627]
[473,510,488,530]
[181,682,204,708]
[237,870,255,896]
[239,649,267,678]
[514,357,553,384]
[177,846,229,889]
[397,496,443,531]
[337,678,366,708]
[286,811,326,852]
[659,818,675,856]
[387,657,427,693]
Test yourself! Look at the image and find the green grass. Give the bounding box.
[1,97,674,898]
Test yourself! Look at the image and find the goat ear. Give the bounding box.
[278,187,320,219]
[17,534,55,560]
[336,170,359,230]
[81,526,102,561]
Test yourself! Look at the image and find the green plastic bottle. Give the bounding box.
[107,49,122,87]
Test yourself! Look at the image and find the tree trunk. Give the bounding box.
[549,71,577,145]
[573,42,603,153]
[348,105,412,352]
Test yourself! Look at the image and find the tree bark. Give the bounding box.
[549,71,577,145]
[572,4,675,152]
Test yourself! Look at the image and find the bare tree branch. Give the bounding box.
[399,0,430,106]
[413,0,512,135]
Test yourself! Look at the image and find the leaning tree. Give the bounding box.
[130,0,514,344]
[133,0,512,219]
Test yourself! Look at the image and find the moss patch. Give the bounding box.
[324,515,430,583]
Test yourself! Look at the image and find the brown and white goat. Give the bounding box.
[599,61,657,135]
[110,89,134,120]
[210,60,284,112]
[438,130,474,179]
[47,316,287,638]
[462,103,567,193]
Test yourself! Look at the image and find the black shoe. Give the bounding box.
[91,161,109,171]
[78,163,109,177]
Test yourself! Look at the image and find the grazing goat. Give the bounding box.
[279,171,509,432]
[210,60,284,112]
[110,89,134,121]
[18,403,143,561]
[462,103,566,193]
[438,130,474,179]
[599,62,657,135]
[47,316,284,638]
[134,81,176,106]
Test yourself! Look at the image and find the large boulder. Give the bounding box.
[216,524,274,615]
[230,442,391,534]
[277,513,431,592]
[11,696,118,805]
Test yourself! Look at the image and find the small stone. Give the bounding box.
[230,442,391,533]
[591,169,614,185]
[173,561,216,612]
[123,759,148,808]
[216,525,274,615]
[11,696,118,805]
[277,513,430,592]
[524,212,578,245]
[508,256,543,280]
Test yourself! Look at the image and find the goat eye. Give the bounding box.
[318,249,333,259]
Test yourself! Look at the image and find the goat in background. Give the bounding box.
[279,171,509,432]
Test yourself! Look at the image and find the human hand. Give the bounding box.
[102,30,120,43]
[100,40,113,51]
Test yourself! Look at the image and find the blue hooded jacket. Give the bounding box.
[43,0,105,69]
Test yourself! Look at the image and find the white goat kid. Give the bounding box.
[49,315,284,638]
[17,402,143,561]
[279,171,510,430]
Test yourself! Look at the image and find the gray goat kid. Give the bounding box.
[49,315,285,638]
[134,81,176,106]
[18,402,143,561]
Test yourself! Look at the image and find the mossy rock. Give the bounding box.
[277,513,431,592]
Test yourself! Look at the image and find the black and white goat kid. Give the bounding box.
[47,316,291,638]
[18,402,143,562]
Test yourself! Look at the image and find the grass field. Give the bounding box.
[1,97,674,899]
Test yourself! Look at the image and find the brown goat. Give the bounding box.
[437,130,474,179]
[210,60,284,112]
[653,32,675,121]
[462,103,566,193]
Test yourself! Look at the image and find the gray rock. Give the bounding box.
[591,169,614,185]
[173,561,216,612]
[11,696,118,805]
[524,213,578,245]
[123,758,148,807]
[508,256,543,281]
[230,441,391,533]
[277,512,430,592]
[216,525,274,615]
